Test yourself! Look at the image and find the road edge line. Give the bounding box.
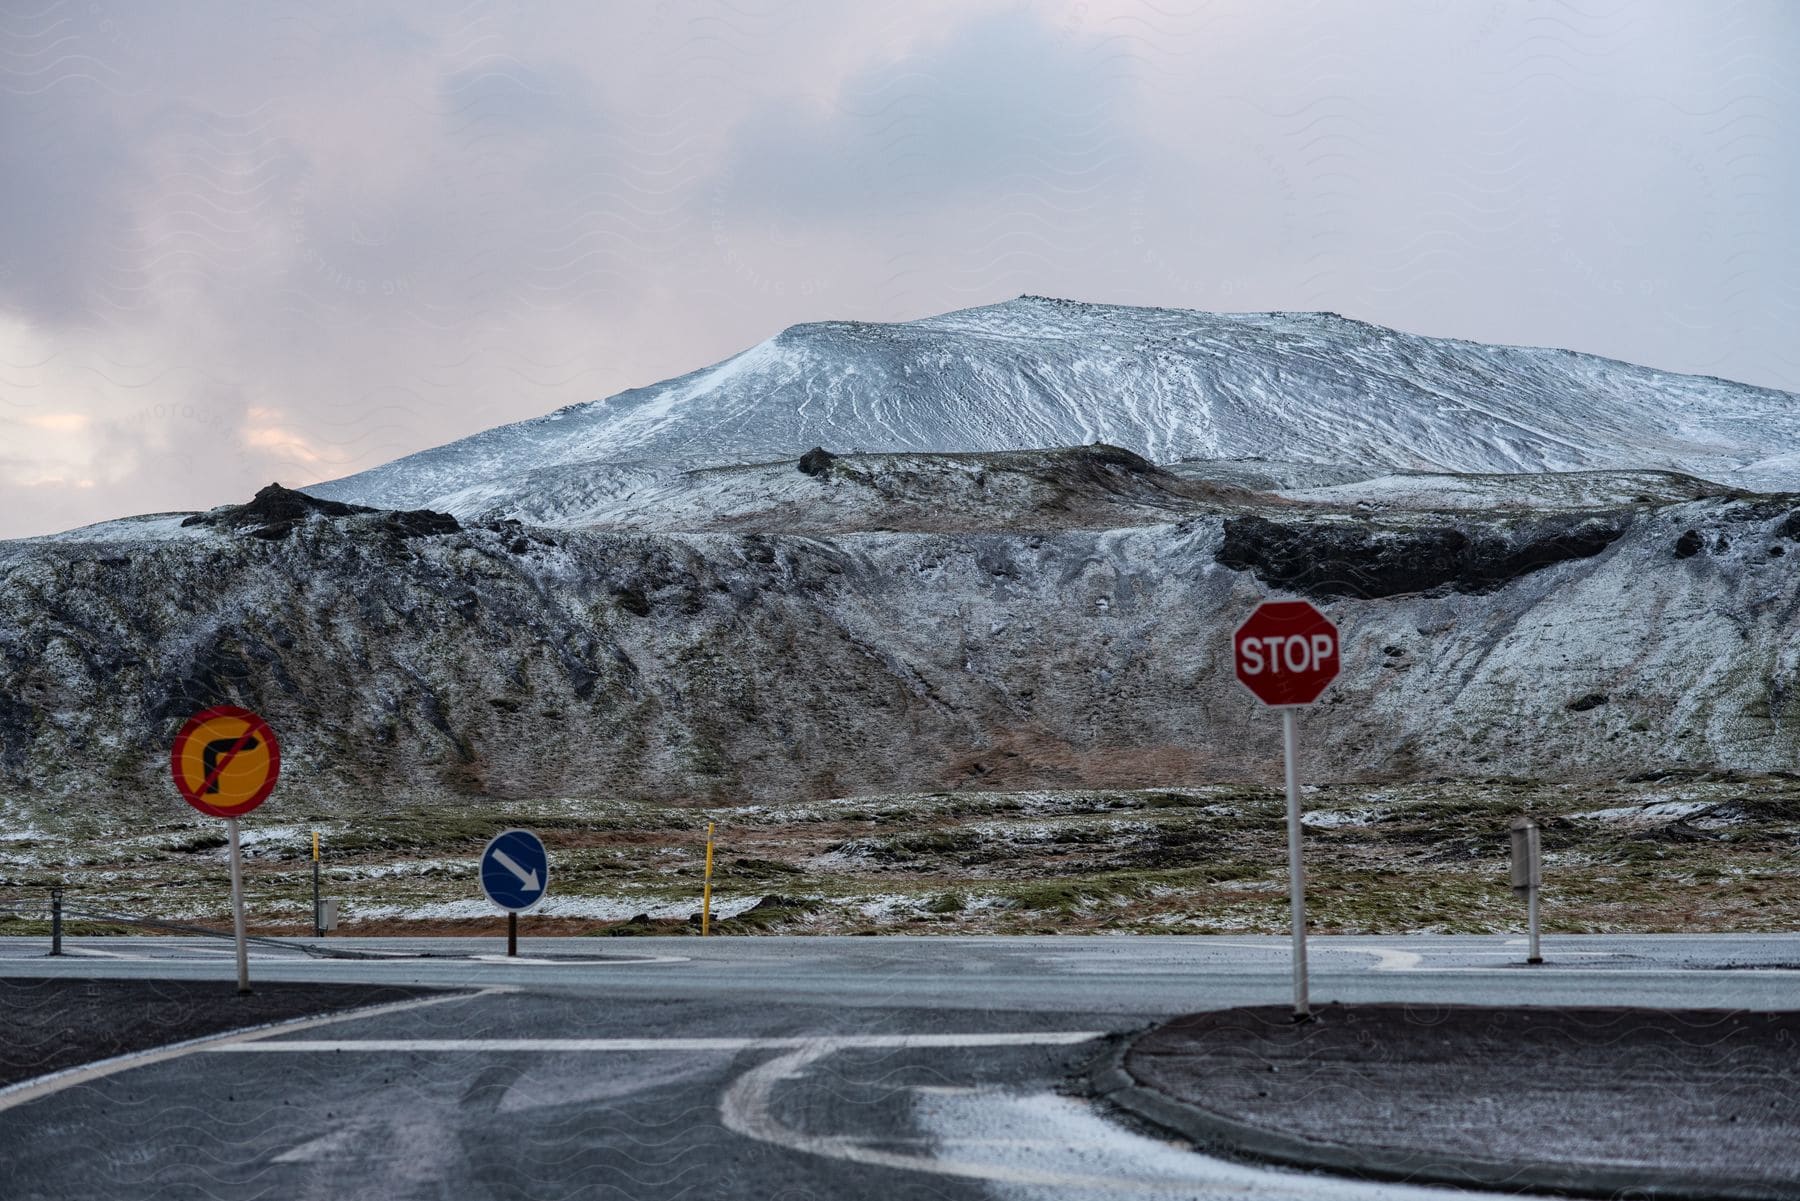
[1089,1025,1789,1201]
[0,985,507,1114]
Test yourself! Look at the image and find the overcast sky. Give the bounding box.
[4,1,1796,537]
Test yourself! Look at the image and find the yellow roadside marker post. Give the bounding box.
[701,822,715,936]
[311,831,321,936]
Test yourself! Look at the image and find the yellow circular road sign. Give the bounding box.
[170,706,281,818]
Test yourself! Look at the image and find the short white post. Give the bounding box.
[1282,707,1310,1020]
[1511,816,1543,965]
[227,818,250,994]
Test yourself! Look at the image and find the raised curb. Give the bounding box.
[1090,1024,1796,1201]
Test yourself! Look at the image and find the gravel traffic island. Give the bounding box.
[1096,1003,1800,1201]
[0,978,449,1090]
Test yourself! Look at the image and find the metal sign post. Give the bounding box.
[227,818,250,994]
[1281,708,1309,1018]
[49,886,63,957]
[1233,600,1341,1023]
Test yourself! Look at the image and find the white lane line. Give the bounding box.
[58,946,148,961]
[212,1032,1103,1054]
[0,987,507,1114]
[467,954,689,965]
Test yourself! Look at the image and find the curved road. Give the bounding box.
[3,933,1797,1200]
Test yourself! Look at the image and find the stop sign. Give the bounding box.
[1234,600,1340,707]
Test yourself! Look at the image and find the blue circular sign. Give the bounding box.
[480,828,549,913]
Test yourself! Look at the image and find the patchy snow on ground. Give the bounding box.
[1570,801,1715,822]
[348,893,761,922]
[856,893,925,921]
[1301,808,1388,829]
[328,857,464,880]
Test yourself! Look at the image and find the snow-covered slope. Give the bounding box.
[310,296,1800,518]
[4,481,1796,810]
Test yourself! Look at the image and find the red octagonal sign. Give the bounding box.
[1234,600,1340,707]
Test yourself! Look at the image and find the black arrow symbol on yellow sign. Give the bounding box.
[201,736,259,794]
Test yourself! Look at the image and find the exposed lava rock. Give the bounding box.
[1216,514,1627,598]
[1674,529,1704,558]
[1566,693,1609,712]
[376,509,461,538]
[613,586,652,617]
[1083,442,1155,474]
[180,483,459,540]
[797,447,837,478]
[195,484,357,521]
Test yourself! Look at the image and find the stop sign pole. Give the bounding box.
[1233,600,1341,1021]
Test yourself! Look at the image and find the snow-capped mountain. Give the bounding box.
[5,298,1797,818]
[310,296,1800,519]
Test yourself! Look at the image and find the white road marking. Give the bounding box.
[212,1032,1103,1054]
[720,1045,1483,1197]
[1365,947,1423,971]
[914,1089,1511,1198]
[0,987,505,1114]
[720,1042,1118,1190]
[467,953,689,965]
[272,1127,362,1164]
[59,946,148,961]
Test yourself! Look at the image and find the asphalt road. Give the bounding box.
[3,933,1798,1200]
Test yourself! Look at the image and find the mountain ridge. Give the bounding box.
[307,297,1800,522]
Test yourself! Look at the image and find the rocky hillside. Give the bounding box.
[2,463,1795,821]
[6,298,1797,823]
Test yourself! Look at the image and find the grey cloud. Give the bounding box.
[712,10,1142,221]
[1,0,1796,539]
[0,96,140,323]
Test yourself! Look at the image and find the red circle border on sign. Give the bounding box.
[170,705,281,819]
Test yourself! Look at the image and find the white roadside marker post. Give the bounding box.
[1233,601,1341,1023]
[1510,816,1544,964]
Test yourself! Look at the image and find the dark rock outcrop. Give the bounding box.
[1216,514,1627,598]
[181,484,459,541]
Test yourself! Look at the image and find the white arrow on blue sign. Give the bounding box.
[480,828,550,913]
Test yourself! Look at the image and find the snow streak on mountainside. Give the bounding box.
[310,297,1800,519]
